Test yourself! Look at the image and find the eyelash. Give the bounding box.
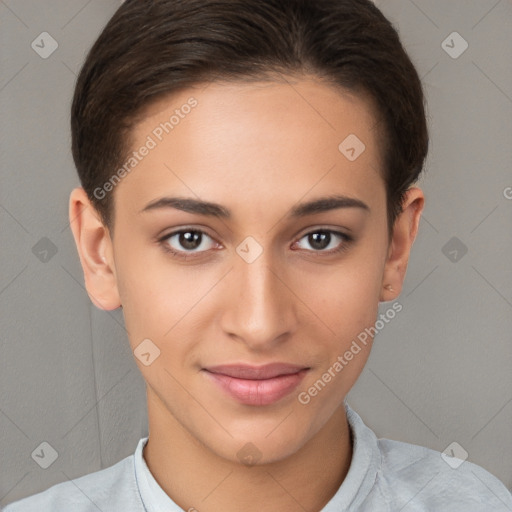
[157,227,354,261]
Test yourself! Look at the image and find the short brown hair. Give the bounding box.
[71,0,428,233]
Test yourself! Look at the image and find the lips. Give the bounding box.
[203,363,310,406]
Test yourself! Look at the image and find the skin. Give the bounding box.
[69,76,424,512]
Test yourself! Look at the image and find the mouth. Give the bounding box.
[202,363,310,406]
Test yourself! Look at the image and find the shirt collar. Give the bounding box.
[320,399,381,511]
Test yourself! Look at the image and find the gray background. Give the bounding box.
[1,0,511,507]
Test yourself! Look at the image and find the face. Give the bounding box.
[76,77,414,465]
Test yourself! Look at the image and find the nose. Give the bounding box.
[220,247,298,351]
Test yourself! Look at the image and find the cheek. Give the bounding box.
[295,266,381,414]
[112,244,170,342]
[293,240,386,400]
[115,247,219,354]
[298,254,383,330]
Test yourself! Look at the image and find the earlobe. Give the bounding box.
[68,187,121,311]
[380,187,425,302]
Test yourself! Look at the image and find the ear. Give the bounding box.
[68,187,121,311]
[380,187,425,302]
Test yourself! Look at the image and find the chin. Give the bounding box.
[203,421,315,467]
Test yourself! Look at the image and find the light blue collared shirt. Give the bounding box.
[4,402,512,511]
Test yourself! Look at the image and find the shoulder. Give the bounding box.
[375,437,512,511]
[3,454,144,512]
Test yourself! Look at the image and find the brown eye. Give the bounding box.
[294,230,352,255]
[159,229,216,257]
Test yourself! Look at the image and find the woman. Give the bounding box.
[5,0,511,510]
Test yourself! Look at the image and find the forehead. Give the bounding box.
[114,77,385,220]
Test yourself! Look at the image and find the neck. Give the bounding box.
[143,392,352,512]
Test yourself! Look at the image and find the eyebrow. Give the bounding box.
[140,194,370,219]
